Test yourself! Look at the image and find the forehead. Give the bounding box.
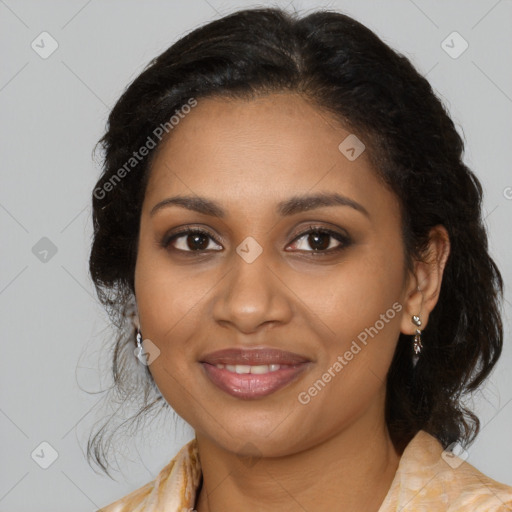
[143,93,397,221]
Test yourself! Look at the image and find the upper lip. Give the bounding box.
[200,347,311,365]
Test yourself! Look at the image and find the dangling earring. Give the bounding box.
[412,315,422,365]
[135,327,143,357]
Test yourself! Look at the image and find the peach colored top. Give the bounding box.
[97,430,512,511]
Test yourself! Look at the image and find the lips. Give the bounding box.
[200,347,310,366]
[199,347,312,400]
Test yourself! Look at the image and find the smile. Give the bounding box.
[199,347,312,399]
[201,363,310,399]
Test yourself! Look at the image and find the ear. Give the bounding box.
[400,225,450,335]
[130,301,141,330]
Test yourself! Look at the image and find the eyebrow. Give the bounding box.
[149,192,369,218]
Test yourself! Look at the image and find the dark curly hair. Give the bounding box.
[87,7,503,477]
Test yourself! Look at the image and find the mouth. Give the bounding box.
[199,347,312,400]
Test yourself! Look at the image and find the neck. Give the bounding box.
[194,400,401,512]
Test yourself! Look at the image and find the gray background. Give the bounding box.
[1,0,511,510]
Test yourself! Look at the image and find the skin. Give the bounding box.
[133,92,450,511]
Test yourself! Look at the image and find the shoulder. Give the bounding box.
[442,458,512,511]
[383,430,512,512]
[96,438,201,512]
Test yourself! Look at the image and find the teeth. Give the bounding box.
[215,364,282,374]
[234,365,251,374]
[250,365,271,374]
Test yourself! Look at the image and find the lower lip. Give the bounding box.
[201,363,310,399]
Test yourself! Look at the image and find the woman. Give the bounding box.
[89,7,512,511]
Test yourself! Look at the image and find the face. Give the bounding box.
[134,93,415,457]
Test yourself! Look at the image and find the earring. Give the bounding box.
[412,315,422,364]
[135,327,143,355]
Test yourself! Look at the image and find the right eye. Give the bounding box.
[161,228,223,253]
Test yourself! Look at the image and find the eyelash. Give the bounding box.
[161,225,352,256]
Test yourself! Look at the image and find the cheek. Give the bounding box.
[135,236,208,336]
[134,254,203,416]
[289,247,405,341]
[133,243,224,411]
[134,261,196,399]
[295,295,402,439]
[288,246,405,406]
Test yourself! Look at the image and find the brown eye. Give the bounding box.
[288,227,351,253]
[162,229,223,252]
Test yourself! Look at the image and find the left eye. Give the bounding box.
[288,228,350,253]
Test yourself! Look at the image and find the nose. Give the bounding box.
[211,246,293,335]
